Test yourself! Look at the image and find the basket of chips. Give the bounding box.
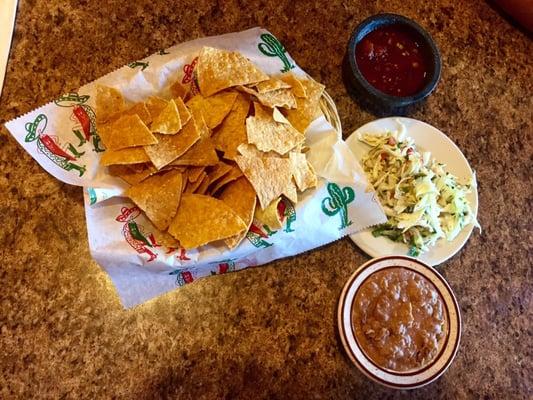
[5,28,385,307]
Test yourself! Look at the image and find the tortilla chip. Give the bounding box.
[150,99,182,134]
[254,197,282,229]
[194,176,211,195]
[154,229,180,248]
[246,103,304,155]
[145,96,168,120]
[272,107,288,124]
[125,170,184,231]
[238,85,296,109]
[197,47,269,97]
[185,97,211,139]
[187,92,237,129]
[212,93,250,160]
[170,80,189,99]
[122,102,152,125]
[236,143,278,159]
[235,155,292,209]
[280,73,307,98]
[108,164,157,185]
[100,147,150,166]
[207,161,233,185]
[174,97,192,126]
[168,194,247,249]
[289,151,317,192]
[96,85,125,123]
[171,137,219,166]
[99,114,158,150]
[252,77,291,93]
[283,178,298,204]
[185,172,207,193]
[285,78,325,133]
[144,118,200,169]
[219,177,257,248]
[209,166,243,195]
[187,166,205,183]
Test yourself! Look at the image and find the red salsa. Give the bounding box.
[356,24,431,97]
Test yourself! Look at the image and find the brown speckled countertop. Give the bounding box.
[0,0,531,398]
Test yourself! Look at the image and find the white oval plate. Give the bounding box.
[346,117,478,266]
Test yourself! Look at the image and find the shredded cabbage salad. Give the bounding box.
[359,125,479,256]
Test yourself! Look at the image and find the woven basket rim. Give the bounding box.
[320,90,342,137]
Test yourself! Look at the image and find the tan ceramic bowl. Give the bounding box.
[338,256,461,389]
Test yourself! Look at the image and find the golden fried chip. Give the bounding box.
[187,92,237,129]
[197,47,269,96]
[254,197,282,229]
[96,85,125,123]
[122,102,152,125]
[209,166,243,194]
[252,77,291,93]
[212,93,250,160]
[150,99,182,134]
[168,194,247,249]
[187,166,205,183]
[207,161,233,185]
[194,176,211,195]
[236,143,278,159]
[185,96,211,139]
[280,73,307,98]
[185,172,207,193]
[174,97,192,125]
[219,177,257,248]
[125,170,184,231]
[137,217,180,248]
[170,80,189,99]
[159,165,187,174]
[108,164,157,185]
[154,229,180,248]
[100,147,150,166]
[145,96,168,120]
[171,137,219,166]
[246,103,304,155]
[285,77,325,133]
[238,85,296,109]
[289,151,317,192]
[283,178,298,204]
[235,155,292,209]
[99,114,158,150]
[144,118,200,169]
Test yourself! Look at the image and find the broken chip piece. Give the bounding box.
[197,47,269,96]
[125,170,184,231]
[168,194,247,249]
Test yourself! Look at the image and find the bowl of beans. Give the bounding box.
[338,256,461,389]
[345,14,441,114]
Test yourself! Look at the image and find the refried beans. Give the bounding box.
[352,267,448,371]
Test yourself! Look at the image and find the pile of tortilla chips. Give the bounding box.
[96,46,324,249]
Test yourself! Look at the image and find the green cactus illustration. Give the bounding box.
[258,33,295,73]
[128,61,149,71]
[321,183,356,230]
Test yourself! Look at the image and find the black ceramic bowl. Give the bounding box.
[345,13,441,115]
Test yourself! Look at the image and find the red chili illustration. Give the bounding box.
[39,135,76,161]
[182,271,194,283]
[72,106,91,140]
[277,200,286,219]
[219,263,229,274]
[182,57,198,84]
[249,223,269,238]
